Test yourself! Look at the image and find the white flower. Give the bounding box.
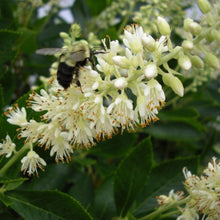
[177,207,199,220]
[98,39,121,65]
[144,63,158,79]
[21,150,46,176]
[50,132,73,163]
[71,117,94,147]
[112,55,128,68]
[157,189,184,206]
[155,35,168,54]
[0,135,16,158]
[96,57,116,76]
[203,157,220,191]
[183,158,220,218]
[142,34,156,52]
[178,55,192,70]
[18,120,44,143]
[79,67,103,93]
[37,121,62,148]
[145,79,165,101]
[83,96,114,140]
[113,48,144,69]
[6,106,28,127]
[107,94,135,131]
[123,25,144,54]
[114,77,128,90]
[135,93,159,127]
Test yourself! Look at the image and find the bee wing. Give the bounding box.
[36,48,63,55]
[69,50,87,62]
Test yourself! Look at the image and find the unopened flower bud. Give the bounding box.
[157,16,171,36]
[163,74,184,97]
[206,13,215,26]
[142,35,156,52]
[112,56,127,68]
[114,77,128,90]
[189,22,202,35]
[204,53,220,70]
[69,23,81,38]
[183,18,194,31]
[64,39,71,45]
[191,56,204,68]
[182,40,193,51]
[206,30,216,42]
[59,32,69,39]
[144,63,158,79]
[178,55,192,70]
[197,0,211,14]
[215,31,220,44]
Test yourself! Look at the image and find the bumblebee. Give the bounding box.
[36,41,95,90]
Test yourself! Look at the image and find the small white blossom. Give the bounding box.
[107,94,135,131]
[144,63,158,79]
[96,57,115,76]
[157,189,184,206]
[179,55,192,70]
[21,149,46,176]
[0,135,16,158]
[142,34,156,52]
[6,106,28,127]
[114,77,128,90]
[50,132,73,163]
[79,67,103,92]
[98,39,121,65]
[155,35,168,54]
[183,157,220,219]
[123,25,144,54]
[83,96,114,140]
[177,207,199,220]
[144,79,166,109]
[112,55,128,68]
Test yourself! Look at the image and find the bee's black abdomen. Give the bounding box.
[57,62,74,89]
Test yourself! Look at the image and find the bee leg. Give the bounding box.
[88,52,95,69]
[75,67,84,93]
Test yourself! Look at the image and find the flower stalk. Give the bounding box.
[0,143,29,177]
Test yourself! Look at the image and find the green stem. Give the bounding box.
[0,144,30,176]
[117,0,137,35]
[139,197,190,220]
[160,210,182,219]
[157,46,182,66]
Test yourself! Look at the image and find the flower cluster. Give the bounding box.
[4,20,186,175]
[157,157,220,220]
[0,135,16,158]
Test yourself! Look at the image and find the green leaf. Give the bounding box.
[68,172,94,208]
[133,157,199,217]
[114,137,153,217]
[144,121,204,141]
[0,193,12,207]
[0,69,16,108]
[7,190,94,220]
[85,0,108,16]
[0,177,27,191]
[89,132,137,158]
[93,176,117,220]
[0,84,4,113]
[18,163,72,191]
[17,27,37,54]
[0,29,20,65]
